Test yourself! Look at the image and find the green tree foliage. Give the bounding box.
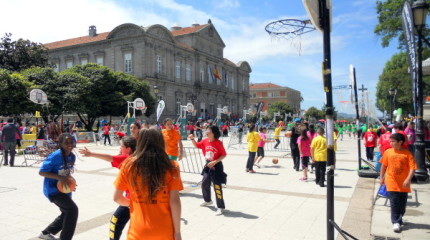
[0,69,33,117]
[374,0,405,48]
[0,33,50,71]
[266,102,293,122]
[304,106,325,120]
[376,52,430,115]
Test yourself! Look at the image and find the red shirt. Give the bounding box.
[378,132,392,155]
[103,125,110,135]
[111,154,130,169]
[363,131,377,147]
[196,138,227,161]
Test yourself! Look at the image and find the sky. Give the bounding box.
[1,0,400,116]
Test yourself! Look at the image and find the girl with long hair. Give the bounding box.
[114,128,183,240]
[297,129,311,181]
[38,133,78,240]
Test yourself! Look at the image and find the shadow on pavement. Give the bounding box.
[402,222,430,232]
[222,210,259,219]
[180,192,203,199]
[336,168,355,172]
[333,185,352,189]
[252,172,279,176]
[263,165,282,169]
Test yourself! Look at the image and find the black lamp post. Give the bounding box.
[412,0,429,181]
[388,88,396,122]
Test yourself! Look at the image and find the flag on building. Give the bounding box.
[224,71,228,87]
[213,66,222,80]
[208,66,214,83]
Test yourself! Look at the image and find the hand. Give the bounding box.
[78,147,91,156]
[403,179,411,188]
[207,161,217,168]
[379,177,384,185]
[178,152,183,161]
[174,232,182,240]
[188,134,195,140]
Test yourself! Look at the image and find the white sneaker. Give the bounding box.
[200,201,213,207]
[215,208,224,216]
[39,232,58,240]
[393,223,401,233]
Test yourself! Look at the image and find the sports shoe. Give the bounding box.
[393,223,401,233]
[38,232,58,240]
[299,177,307,181]
[200,201,213,207]
[215,208,224,216]
[254,163,261,168]
[249,170,257,173]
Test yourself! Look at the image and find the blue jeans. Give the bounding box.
[109,206,130,240]
[388,191,408,224]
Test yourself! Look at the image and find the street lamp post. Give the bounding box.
[153,85,159,101]
[412,0,429,181]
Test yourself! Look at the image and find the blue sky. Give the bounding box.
[2,0,399,115]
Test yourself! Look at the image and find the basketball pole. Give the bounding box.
[319,0,335,239]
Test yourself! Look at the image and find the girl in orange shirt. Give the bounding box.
[113,128,183,240]
[379,133,416,233]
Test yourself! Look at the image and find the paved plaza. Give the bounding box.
[0,136,429,240]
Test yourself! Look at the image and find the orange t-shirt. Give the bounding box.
[114,160,184,240]
[380,148,416,192]
[162,129,181,157]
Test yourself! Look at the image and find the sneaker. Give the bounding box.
[299,177,307,181]
[249,170,257,173]
[39,232,58,240]
[200,201,213,207]
[393,223,401,233]
[215,208,224,216]
[254,163,261,168]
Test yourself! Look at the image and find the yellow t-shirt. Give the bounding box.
[274,127,281,139]
[311,135,327,162]
[247,131,261,152]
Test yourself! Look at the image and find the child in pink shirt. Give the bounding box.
[297,129,312,181]
[254,127,273,167]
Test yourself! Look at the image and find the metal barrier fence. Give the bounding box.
[180,147,206,174]
[21,140,59,166]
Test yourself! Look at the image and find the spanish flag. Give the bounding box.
[213,67,222,80]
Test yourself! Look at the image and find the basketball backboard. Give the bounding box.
[302,0,332,33]
[134,98,145,110]
[29,89,48,104]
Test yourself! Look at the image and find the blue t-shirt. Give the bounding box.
[40,149,76,201]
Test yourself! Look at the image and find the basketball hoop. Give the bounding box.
[29,89,48,105]
[186,103,194,112]
[134,98,146,111]
[265,19,316,55]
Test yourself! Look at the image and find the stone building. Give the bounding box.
[249,83,301,113]
[44,20,251,121]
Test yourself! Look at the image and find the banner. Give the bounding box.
[402,1,417,114]
[156,100,166,122]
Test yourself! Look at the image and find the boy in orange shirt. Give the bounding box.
[379,133,416,233]
[162,118,183,161]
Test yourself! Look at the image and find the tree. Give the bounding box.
[304,106,325,120]
[0,69,33,119]
[267,102,293,122]
[0,33,50,72]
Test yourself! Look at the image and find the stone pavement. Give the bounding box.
[0,136,429,240]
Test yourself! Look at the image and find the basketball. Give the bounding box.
[285,131,292,138]
[272,158,279,164]
[57,176,77,193]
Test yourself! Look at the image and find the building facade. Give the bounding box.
[44,20,251,121]
[249,83,301,113]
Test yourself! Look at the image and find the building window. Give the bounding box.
[208,65,213,84]
[224,71,228,88]
[186,64,191,81]
[96,56,104,66]
[200,67,204,82]
[156,55,162,73]
[66,59,73,69]
[268,92,273,97]
[124,52,132,73]
[53,62,59,72]
[175,61,181,79]
[176,98,181,115]
[80,58,88,65]
[252,93,256,98]
[231,77,235,90]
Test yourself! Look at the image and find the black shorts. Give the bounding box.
[257,147,264,157]
[301,156,310,168]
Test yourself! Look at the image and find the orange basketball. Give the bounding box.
[57,176,77,193]
[272,158,279,164]
[284,131,292,138]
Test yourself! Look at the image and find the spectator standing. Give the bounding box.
[297,129,312,181]
[290,121,301,171]
[1,118,21,167]
[363,126,378,161]
[103,123,111,146]
[246,124,260,173]
[404,122,416,155]
[311,127,327,187]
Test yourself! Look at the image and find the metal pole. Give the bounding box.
[414,27,429,181]
[320,0,335,239]
[352,67,362,170]
[390,94,393,122]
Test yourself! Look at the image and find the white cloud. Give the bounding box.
[214,0,240,9]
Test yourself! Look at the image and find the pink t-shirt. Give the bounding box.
[297,136,311,157]
[307,131,318,142]
[258,132,266,148]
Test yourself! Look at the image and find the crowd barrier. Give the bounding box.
[180,147,206,174]
[21,139,59,166]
